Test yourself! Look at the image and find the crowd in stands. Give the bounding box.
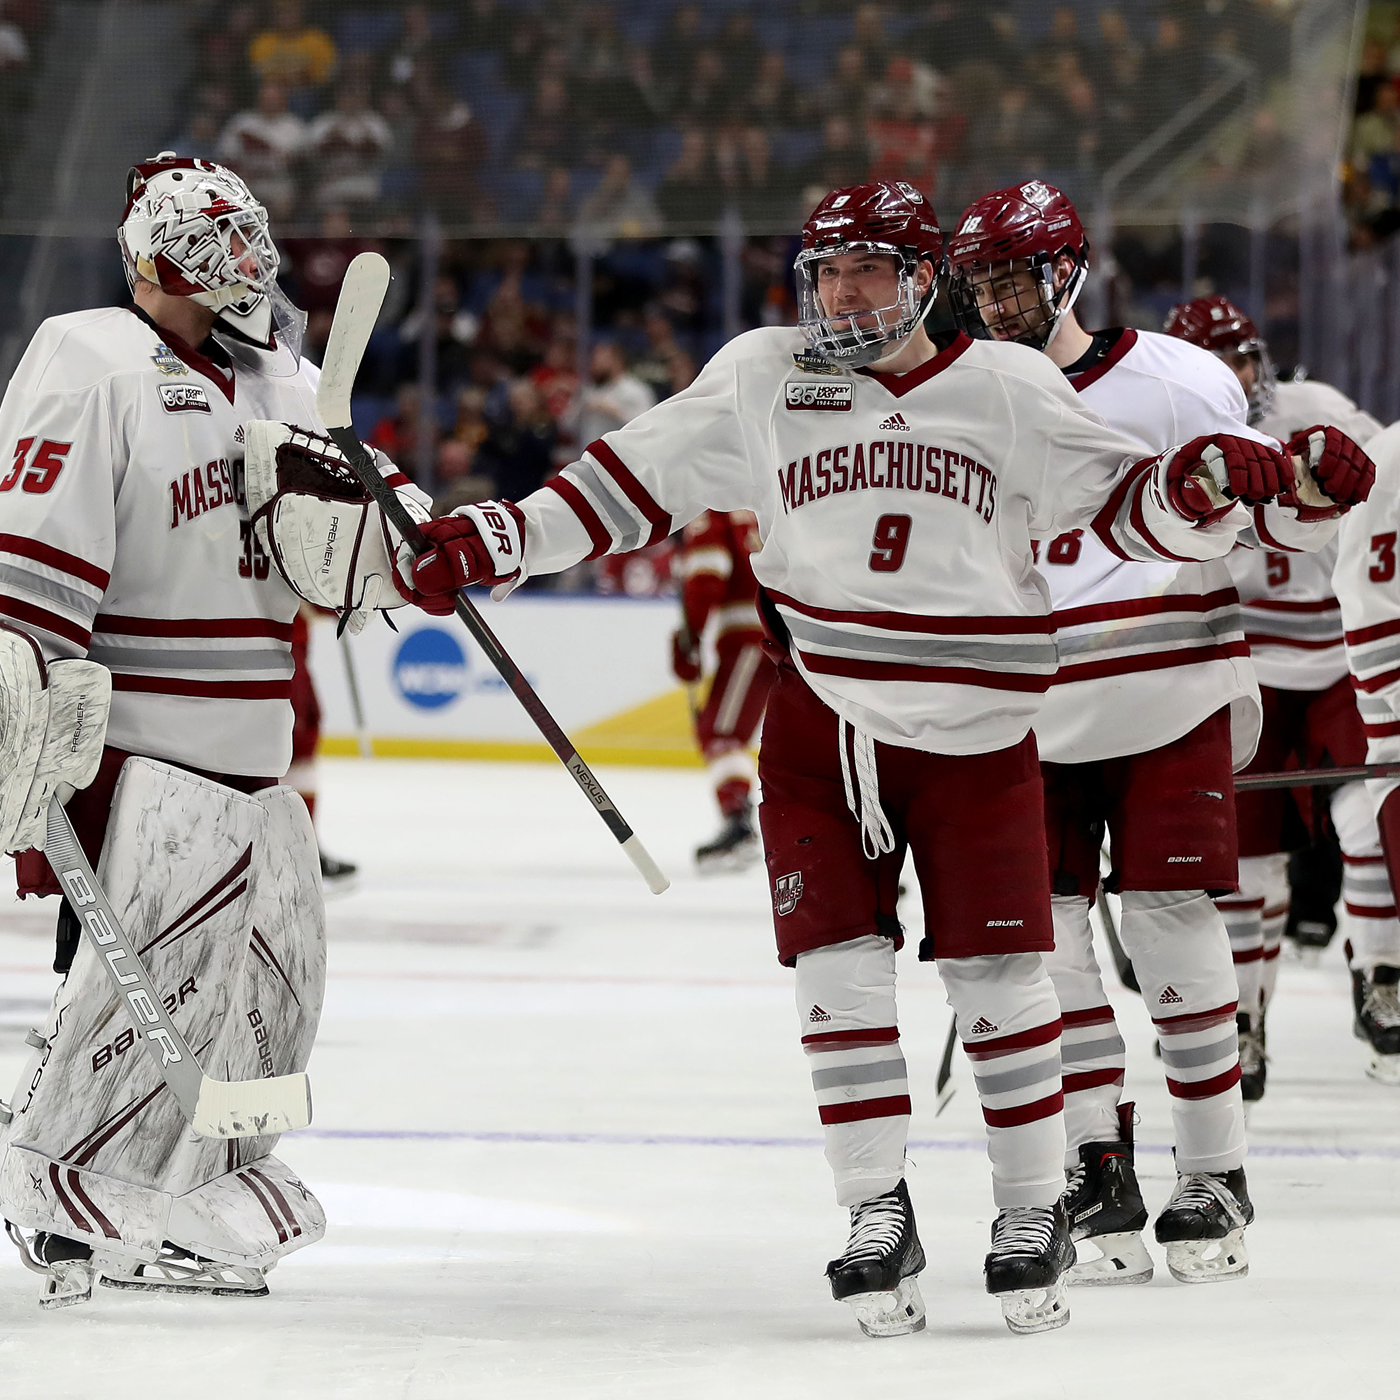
[0,0,49,207]
[1347,11,1400,249]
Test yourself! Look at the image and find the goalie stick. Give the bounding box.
[318,252,669,895]
[43,796,312,1139]
[934,1015,957,1116]
[1235,763,1400,790]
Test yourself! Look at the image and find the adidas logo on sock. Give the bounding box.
[808,1005,831,1023]
[877,412,911,432]
[969,1016,999,1035]
[1159,985,1184,1005]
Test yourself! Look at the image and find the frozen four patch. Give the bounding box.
[158,382,211,414]
[151,343,189,376]
[785,381,852,411]
[791,350,844,376]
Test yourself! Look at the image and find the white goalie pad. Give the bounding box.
[243,419,430,634]
[0,758,327,1268]
[0,622,109,854]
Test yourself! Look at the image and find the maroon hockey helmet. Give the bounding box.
[1164,295,1276,423]
[945,181,1090,350]
[794,181,944,367]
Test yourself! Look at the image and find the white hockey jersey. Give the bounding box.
[0,306,335,777]
[1030,329,1333,767]
[1335,420,1400,758]
[514,327,1255,757]
[1228,379,1384,693]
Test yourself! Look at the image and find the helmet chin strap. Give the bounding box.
[1035,258,1088,352]
[868,275,940,366]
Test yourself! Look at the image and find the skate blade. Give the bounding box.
[843,1276,926,1338]
[996,1276,1070,1334]
[1163,1229,1248,1284]
[39,1260,94,1310]
[100,1275,269,1298]
[1365,1052,1400,1085]
[1070,1231,1153,1286]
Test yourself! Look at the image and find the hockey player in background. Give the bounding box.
[671,509,773,871]
[397,180,1297,1337]
[948,185,1372,1285]
[0,153,425,1305]
[1166,296,1398,1086]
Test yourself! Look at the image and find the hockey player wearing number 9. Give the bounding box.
[398,180,1298,1338]
[947,182,1374,1290]
[0,152,427,1306]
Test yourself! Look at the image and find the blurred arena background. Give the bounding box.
[0,0,1388,606]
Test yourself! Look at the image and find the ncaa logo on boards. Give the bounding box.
[394,628,468,710]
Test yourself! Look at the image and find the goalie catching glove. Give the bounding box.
[0,622,109,854]
[243,421,432,634]
[398,500,529,610]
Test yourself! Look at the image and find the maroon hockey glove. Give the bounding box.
[1283,424,1376,519]
[403,501,528,607]
[1164,434,1291,523]
[671,629,702,684]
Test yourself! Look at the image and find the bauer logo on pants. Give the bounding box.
[774,871,804,916]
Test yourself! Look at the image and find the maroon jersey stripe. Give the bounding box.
[963,1018,1063,1060]
[1090,455,1156,562]
[0,595,91,648]
[1053,588,1239,630]
[1165,1064,1241,1100]
[93,615,295,642]
[1051,640,1249,685]
[768,589,1054,636]
[818,1094,912,1125]
[542,476,612,559]
[1062,1068,1125,1094]
[982,1089,1064,1128]
[1152,999,1238,1033]
[586,439,672,546]
[1345,616,1400,646]
[111,674,292,700]
[0,533,109,589]
[798,652,1053,692]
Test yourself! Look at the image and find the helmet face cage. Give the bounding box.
[1219,341,1277,425]
[949,248,1087,351]
[795,241,932,368]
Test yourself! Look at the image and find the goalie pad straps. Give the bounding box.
[0,622,110,855]
[0,758,326,1266]
[243,420,430,635]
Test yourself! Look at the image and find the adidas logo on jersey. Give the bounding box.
[878,412,911,432]
[808,1005,831,1023]
[969,1017,999,1035]
[1159,986,1184,1005]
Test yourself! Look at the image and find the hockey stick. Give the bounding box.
[44,797,311,1139]
[934,1015,958,1116]
[318,253,669,895]
[338,631,374,758]
[1235,763,1400,791]
[1095,885,1139,995]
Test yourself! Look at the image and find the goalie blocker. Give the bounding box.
[0,758,327,1307]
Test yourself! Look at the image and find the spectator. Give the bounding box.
[503,13,547,90]
[964,82,1054,175]
[459,0,511,54]
[382,3,435,90]
[1353,82,1400,170]
[476,379,557,500]
[369,384,438,483]
[192,1,262,107]
[248,0,336,92]
[656,129,721,229]
[534,167,575,234]
[851,2,892,80]
[515,74,578,171]
[914,1,1011,72]
[528,328,580,438]
[1357,38,1389,116]
[448,385,491,476]
[217,82,307,219]
[569,341,655,449]
[307,81,393,211]
[652,3,703,109]
[576,154,662,240]
[0,6,28,73]
[413,82,489,224]
[282,209,376,317]
[172,106,226,162]
[743,51,799,131]
[794,117,870,210]
[866,64,948,196]
[671,47,731,128]
[715,127,791,229]
[806,47,871,126]
[868,54,942,121]
[398,274,479,391]
[716,9,759,96]
[631,309,686,401]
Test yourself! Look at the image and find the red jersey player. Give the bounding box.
[671,508,774,871]
[398,181,1294,1338]
[948,183,1372,1286]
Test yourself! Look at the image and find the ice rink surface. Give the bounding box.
[0,758,1395,1399]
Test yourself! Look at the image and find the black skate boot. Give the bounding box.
[6,1225,95,1309]
[319,851,358,888]
[1062,1103,1152,1285]
[825,1179,926,1338]
[1237,1011,1267,1102]
[1285,836,1341,956]
[695,804,760,875]
[984,1199,1075,1334]
[1154,1166,1253,1283]
[1352,964,1400,1083]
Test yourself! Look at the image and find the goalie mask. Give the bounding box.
[118,151,305,371]
[794,181,944,368]
[946,181,1090,352]
[1164,295,1278,425]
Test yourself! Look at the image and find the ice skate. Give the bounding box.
[984,1200,1074,1334]
[825,1179,926,1338]
[8,1226,97,1310]
[1237,1011,1267,1102]
[1352,965,1400,1083]
[319,850,358,890]
[1154,1167,1253,1283]
[101,1242,270,1297]
[695,805,761,875]
[1061,1107,1152,1285]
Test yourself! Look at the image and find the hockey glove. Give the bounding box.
[1163,434,1291,524]
[671,629,702,683]
[399,500,529,609]
[1281,424,1376,520]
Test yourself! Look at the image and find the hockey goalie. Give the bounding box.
[0,153,427,1307]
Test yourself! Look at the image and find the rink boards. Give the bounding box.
[308,596,704,766]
